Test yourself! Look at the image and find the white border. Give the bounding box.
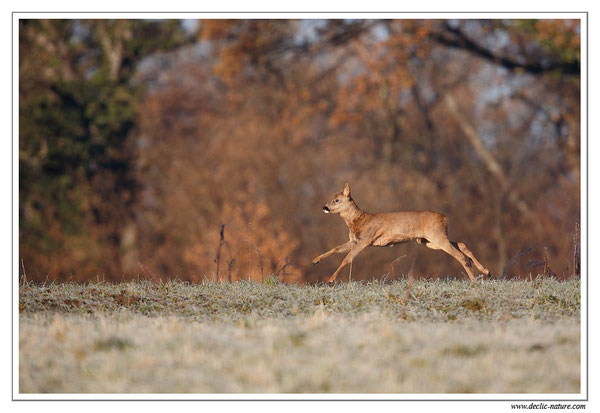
[12,11,588,402]
[579,10,588,406]
[11,12,589,19]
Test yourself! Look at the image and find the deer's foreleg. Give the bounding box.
[327,243,368,285]
[311,240,353,266]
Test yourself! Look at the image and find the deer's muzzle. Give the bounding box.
[323,206,330,213]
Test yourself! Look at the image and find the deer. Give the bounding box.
[311,183,490,284]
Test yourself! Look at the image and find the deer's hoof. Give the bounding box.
[311,260,319,267]
[327,280,335,287]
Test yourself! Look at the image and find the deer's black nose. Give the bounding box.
[323,205,330,213]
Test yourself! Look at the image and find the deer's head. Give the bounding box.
[322,183,353,215]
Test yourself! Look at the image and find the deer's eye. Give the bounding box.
[334,199,340,203]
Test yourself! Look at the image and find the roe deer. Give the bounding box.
[312,183,490,284]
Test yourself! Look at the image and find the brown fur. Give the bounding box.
[312,183,490,284]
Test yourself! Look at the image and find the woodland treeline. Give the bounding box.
[19,19,581,283]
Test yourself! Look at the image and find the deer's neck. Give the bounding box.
[340,202,365,228]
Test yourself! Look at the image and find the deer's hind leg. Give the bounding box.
[423,238,477,282]
[451,241,490,277]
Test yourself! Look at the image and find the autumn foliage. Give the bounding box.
[19,19,581,282]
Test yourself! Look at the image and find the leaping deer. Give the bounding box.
[312,183,490,284]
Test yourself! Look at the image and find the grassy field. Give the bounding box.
[19,277,581,394]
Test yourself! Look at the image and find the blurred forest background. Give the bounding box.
[19,19,581,283]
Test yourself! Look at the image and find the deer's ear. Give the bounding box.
[342,183,351,197]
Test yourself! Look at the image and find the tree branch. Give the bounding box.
[432,24,579,76]
[444,93,542,234]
